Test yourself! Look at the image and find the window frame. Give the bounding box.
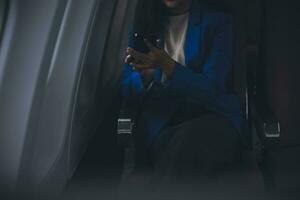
[0,0,8,45]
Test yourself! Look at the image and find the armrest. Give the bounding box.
[117,109,136,135]
[246,44,280,149]
[117,101,138,147]
[250,97,280,148]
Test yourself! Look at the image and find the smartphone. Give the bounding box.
[132,32,157,54]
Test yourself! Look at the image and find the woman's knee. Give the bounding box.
[170,115,241,162]
[152,113,241,165]
[174,114,238,143]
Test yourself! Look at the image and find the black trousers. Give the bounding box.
[134,112,242,184]
[154,113,240,180]
[123,112,244,200]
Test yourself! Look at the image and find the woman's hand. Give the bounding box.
[126,39,176,77]
[125,54,155,86]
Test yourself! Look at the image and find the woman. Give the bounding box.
[121,0,243,192]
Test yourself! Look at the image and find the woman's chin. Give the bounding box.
[164,1,179,8]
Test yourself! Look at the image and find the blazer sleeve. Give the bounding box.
[154,15,234,109]
[121,32,152,102]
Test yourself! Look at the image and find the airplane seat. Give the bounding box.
[198,0,266,194]
[117,0,267,196]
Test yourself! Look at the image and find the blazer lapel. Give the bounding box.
[184,0,203,70]
[154,0,203,81]
[153,31,165,83]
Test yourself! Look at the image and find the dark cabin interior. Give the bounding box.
[0,0,299,199]
[62,0,300,199]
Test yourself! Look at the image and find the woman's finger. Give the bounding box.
[140,69,155,77]
[130,62,152,70]
[125,53,144,65]
[125,55,134,64]
[156,39,163,49]
[127,48,148,61]
[130,62,144,70]
[144,39,157,52]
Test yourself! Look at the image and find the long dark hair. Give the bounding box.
[132,0,167,38]
[132,0,230,38]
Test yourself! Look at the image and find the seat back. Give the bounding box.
[199,0,252,148]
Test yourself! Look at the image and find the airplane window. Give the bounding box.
[99,0,138,86]
[0,0,8,45]
[70,0,119,172]
[73,0,138,125]
[69,0,138,175]
[74,0,117,123]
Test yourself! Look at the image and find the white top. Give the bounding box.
[144,12,189,91]
[162,12,189,83]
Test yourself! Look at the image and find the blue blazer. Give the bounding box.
[121,0,242,143]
